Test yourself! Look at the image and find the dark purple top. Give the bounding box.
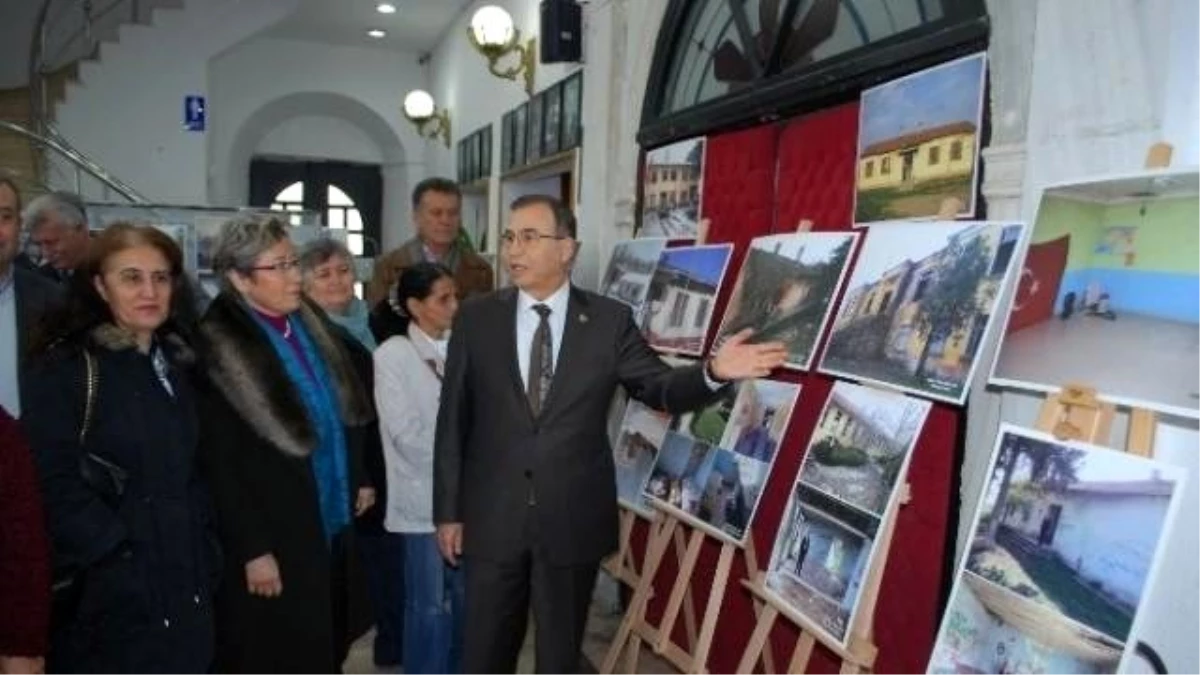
[254,309,317,382]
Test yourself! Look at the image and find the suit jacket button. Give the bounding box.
[524,470,532,478]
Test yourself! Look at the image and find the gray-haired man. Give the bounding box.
[25,191,90,283]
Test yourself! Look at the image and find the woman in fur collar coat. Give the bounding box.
[23,223,217,673]
[196,216,375,674]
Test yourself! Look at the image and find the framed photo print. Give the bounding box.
[561,71,582,149]
[501,112,513,171]
[514,102,529,167]
[543,83,562,156]
[527,91,544,162]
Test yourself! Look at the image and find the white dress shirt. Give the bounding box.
[516,281,571,387]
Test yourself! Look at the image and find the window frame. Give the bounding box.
[639,0,989,148]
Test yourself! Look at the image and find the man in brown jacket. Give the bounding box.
[366,178,494,309]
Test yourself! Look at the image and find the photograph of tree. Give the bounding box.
[990,170,1200,418]
[798,381,930,516]
[642,244,734,356]
[854,52,987,224]
[764,482,882,646]
[928,425,1185,674]
[673,384,737,447]
[820,221,1025,405]
[716,232,859,370]
[600,238,668,327]
[612,400,673,516]
[640,137,705,238]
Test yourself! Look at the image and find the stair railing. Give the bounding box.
[0,119,150,205]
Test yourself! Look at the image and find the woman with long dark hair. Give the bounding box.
[373,262,463,674]
[23,222,216,673]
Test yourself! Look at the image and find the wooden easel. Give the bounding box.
[1035,382,1155,456]
[603,500,768,674]
[602,503,704,657]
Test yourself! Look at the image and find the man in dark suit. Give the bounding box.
[25,190,90,283]
[434,194,787,672]
[0,177,64,418]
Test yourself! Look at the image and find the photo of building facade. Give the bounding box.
[855,52,987,223]
[640,137,705,238]
[822,221,1024,404]
[643,244,734,355]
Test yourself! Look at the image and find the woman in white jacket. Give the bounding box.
[373,262,461,674]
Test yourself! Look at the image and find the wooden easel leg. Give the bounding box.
[689,542,736,673]
[787,632,816,673]
[602,518,676,673]
[735,603,778,674]
[675,527,700,650]
[655,528,705,654]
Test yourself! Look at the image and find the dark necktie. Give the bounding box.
[527,304,553,415]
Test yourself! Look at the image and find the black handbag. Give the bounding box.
[50,349,129,624]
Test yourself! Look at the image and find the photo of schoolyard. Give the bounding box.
[717,232,858,370]
[964,426,1182,645]
[640,137,705,238]
[600,237,668,326]
[642,244,734,355]
[798,382,930,516]
[990,172,1200,417]
[612,400,673,515]
[854,52,987,224]
[927,573,1124,674]
[821,221,1024,404]
[764,483,883,646]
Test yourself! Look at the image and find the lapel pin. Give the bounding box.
[579,313,589,323]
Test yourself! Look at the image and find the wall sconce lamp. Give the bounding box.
[467,5,536,97]
[402,90,451,147]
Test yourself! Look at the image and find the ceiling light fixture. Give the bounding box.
[467,5,536,97]
[367,28,387,38]
[402,90,452,148]
[376,3,397,13]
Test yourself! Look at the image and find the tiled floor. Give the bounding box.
[343,573,674,674]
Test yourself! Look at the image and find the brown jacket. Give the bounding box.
[366,237,494,306]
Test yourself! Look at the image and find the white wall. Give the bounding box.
[256,115,385,165]
[207,36,428,252]
[51,0,298,205]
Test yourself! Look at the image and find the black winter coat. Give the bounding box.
[195,293,374,674]
[23,325,217,673]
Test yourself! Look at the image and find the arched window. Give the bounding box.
[640,0,988,146]
[270,182,305,226]
[326,185,366,256]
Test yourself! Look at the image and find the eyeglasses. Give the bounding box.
[500,230,571,247]
[249,257,302,273]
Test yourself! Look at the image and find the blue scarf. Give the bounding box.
[253,312,351,545]
[328,297,377,351]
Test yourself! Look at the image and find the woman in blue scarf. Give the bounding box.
[299,238,402,668]
[196,216,377,673]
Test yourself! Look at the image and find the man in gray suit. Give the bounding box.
[0,178,64,418]
[434,194,786,672]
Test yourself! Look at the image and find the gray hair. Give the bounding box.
[23,190,88,231]
[298,238,355,284]
[211,214,290,293]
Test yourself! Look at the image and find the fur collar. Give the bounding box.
[200,292,374,458]
[88,323,196,365]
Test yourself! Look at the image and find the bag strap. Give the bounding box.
[80,348,98,445]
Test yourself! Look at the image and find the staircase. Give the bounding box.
[0,63,77,198]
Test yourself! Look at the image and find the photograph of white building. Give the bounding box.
[643,243,734,355]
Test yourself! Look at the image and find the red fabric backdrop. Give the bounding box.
[631,102,962,673]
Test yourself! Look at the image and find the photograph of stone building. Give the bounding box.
[855,52,987,224]
[600,237,668,327]
[717,232,858,370]
[821,220,1024,404]
[640,137,705,238]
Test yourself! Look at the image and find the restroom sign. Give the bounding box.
[184,95,206,132]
